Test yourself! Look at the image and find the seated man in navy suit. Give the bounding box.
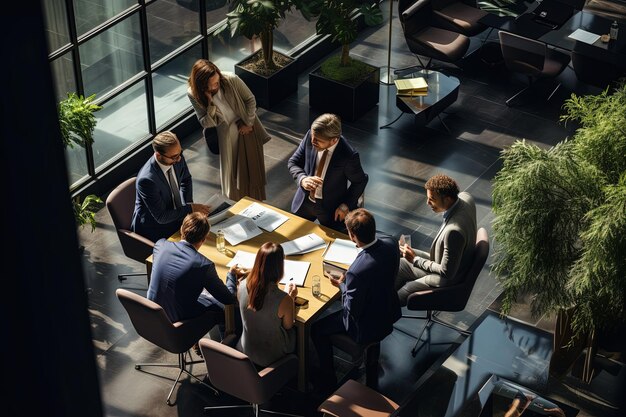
[131,131,211,242]
[148,212,245,335]
[311,208,401,389]
[287,113,368,232]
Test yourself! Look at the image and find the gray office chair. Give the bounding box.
[106,177,155,282]
[329,333,381,389]
[431,0,487,37]
[115,288,220,405]
[318,379,400,417]
[498,31,570,106]
[397,0,470,73]
[404,228,489,356]
[199,335,302,417]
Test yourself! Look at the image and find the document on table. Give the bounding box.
[568,28,601,45]
[238,202,289,232]
[227,250,311,286]
[281,233,327,256]
[323,238,359,265]
[206,194,234,224]
[211,214,262,246]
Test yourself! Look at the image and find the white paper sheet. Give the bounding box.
[323,238,359,265]
[227,250,311,286]
[568,28,601,45]
[238,202,289,232]
[281,233,327,255]
[211,214,262,246]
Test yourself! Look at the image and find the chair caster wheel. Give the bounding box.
[135,365,141,370]
[166,400,172,406]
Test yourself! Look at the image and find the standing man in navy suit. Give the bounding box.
[311,208,401,389]
[131,131,211,242]
[288,113,368,232]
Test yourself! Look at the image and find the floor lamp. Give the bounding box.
[380,0,395,85]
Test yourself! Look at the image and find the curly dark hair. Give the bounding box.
[424,174,459,200]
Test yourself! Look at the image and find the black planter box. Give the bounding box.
[309,64,380,122]
[234,51,298,110]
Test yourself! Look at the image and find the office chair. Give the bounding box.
[115,288,220,405]
[106,177,155,282]
[329,333,381,389]
[397,0,470,74]
[498,31,570,106]
[403,228,489,357]
[318,379,400,417]
[199,335,302,417]
[431,0,487,37]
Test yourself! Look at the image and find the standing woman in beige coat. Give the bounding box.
[187,59,270,201]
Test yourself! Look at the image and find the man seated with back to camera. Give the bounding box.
[395,174,477,306]
[147,212,246,345]
[311,208,401,391]
[131,131,211,243]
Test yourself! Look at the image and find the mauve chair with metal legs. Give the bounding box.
[431,0,487,37]
[116,288,220,405]
[498,31,570,107]
[397,0,470,73]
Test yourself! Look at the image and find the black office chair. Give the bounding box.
[498,30,570,106]
[571,46,626,90]
[397,0,470,73]
[106,177,155,282]
[404,228,489,356]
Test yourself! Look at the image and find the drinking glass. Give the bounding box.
[311,275,321,297]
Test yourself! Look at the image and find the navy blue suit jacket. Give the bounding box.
[147,239,237,323]
[339,236,402,344]
[131,155,194,242]
[288,131,368,215]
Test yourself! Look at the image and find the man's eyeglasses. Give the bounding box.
[160,150,183,161]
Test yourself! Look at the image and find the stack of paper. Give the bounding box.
[212,214,262,246]
[323,238,359,265]
[206,194,234,224]
[394,77,428,96]
[227,250,311,286]
[281,233,326,256]
[238,202,289,232]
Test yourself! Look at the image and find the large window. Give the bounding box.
[43,0,319,192]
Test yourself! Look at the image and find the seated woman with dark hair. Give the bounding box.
[237,242,298,366]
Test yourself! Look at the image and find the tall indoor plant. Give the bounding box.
[491,82,626,382]
[307,0,383,121]
[58,92,104,232]
[222,0,312,108]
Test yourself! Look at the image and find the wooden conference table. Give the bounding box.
[146,197,348,392]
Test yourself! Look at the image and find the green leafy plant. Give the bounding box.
[58,92,104,232]
[309,0,383,68]
[73,194,103,232]
[58,93,102,148]
[222,0,312,72]
[491,81,626,343]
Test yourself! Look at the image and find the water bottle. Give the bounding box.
[610,21,619,40]
[216,230,225,253]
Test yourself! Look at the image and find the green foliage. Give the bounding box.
[491,81,626,340]
[73,194,103,233]
[58,93,102,149]
[308,0,383,66]
[222,0,312,70]
[319,54,376,86]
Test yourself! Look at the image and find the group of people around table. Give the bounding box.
[129,58,478,394]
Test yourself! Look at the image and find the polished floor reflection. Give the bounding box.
[78,2,623,416]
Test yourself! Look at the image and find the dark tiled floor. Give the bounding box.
[78,2,623,416]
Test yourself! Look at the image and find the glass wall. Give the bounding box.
[43,0,319,192]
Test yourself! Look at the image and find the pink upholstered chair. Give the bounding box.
[318,379,400,417]
[432,0,487,37]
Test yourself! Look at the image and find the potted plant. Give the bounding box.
[58,92,104,232]
[307,0,383,121]
[222,0,312,109]
[490,81,626,383]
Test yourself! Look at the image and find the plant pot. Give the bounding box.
[234,50,298,110]
[309,63,380,122]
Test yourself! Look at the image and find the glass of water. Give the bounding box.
[311,275,321,297]
[216,229,226,253]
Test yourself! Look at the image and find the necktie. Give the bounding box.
[167,168,183,208]
[310,149,328,202]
